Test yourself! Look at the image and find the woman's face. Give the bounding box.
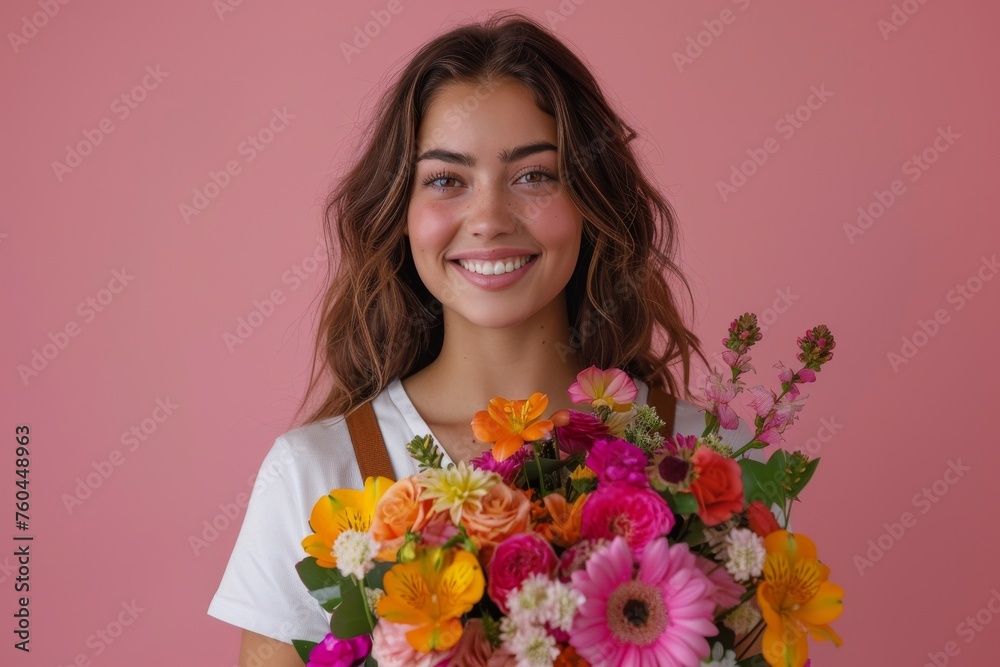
[405,79,584,331]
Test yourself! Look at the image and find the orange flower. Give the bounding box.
[554,645,590,666]
[757,530,844,667]
[472,393,553,461]
[535,492,587,548]
[376,546,485,652]
[370,477,433,561]
[301,476,393,568]
[461,483,532,566]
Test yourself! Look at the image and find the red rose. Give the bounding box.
[689,447,744,526]
[746,500,781,537]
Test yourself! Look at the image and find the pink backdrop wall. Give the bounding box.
[4,1,998,665]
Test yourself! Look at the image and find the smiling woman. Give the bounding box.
[207,9,761,666]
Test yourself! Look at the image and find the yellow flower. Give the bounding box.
[472,393,553,461]
[417,461,499,525]
[757,530,844,667]
[376,546,486,652]
[301,476,394,569]
[568,465,596,481]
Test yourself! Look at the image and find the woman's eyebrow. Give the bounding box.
[415,141,557,167]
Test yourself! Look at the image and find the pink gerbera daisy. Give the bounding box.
[570,536,718,666]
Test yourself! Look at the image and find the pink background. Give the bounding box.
[4,1,998,665]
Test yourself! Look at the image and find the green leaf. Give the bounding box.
[739,458,785,508]
[292,639,317,664]
[329,575,375,638]
[296,558,346,610]
[662,489,700,515]
[784,455,821,500]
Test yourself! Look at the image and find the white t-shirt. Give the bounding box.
[206,377,757,644]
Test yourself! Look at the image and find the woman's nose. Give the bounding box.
[464,184,518,237]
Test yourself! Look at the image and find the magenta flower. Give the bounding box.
[774,362,816,400]
[487,533,558,614]
[580,482,674,556]
[722,349,756,374]
[567,366,637,411]
[570,537,718,666]
[307,632,372,667]
[470,445,532,485]
[586,438,648,488]
[704,370,741,430]
[551,409,609,455]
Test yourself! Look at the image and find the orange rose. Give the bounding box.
[461,484,532,565]
[370,477,432,560]
[535,493,587,548]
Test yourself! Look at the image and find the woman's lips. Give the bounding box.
[450,255,537,290]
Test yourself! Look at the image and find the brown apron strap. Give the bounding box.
[646,383,676,439]
[345,400,396,482]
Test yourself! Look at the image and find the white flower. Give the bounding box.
[702,641,739,667]
[506,574,551,625]
[723,599,762,636]
[364,587,385,616]
[332,530,379,580]
[501,620,559,667]
[540,580,584,633]
[724,528,766,582]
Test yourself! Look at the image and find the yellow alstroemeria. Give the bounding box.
[376,546,486,652]
[301,476,394,569]
[757,530,844,667]
[471,392,553,462]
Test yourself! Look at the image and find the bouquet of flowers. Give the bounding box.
[291,314,843,667]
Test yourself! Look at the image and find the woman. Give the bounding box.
[208,11,757,665]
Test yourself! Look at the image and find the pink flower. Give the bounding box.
[558,538,608,581]
[470,445,532,485]
[450,619,495,667]
[487,533,558,614]
[551,409,609,455]
[748,386,807,445]
[586,438,648,488]
[371,621,455,667]
[704,370,741,430]
[694,555,745,612]
[307,633,371,667]
[416,512,460,547]
[570,537,718,665]
[580,482,674,556]
[568,366,637,411]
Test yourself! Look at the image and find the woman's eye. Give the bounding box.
[420,168,557,192]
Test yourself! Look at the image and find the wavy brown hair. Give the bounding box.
[292,10,710,427]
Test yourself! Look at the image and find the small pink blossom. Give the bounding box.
[704,370,741,430]
[694,555,744,612]
[586,438,648,488]
[307,633,371,667]
[567,366,637,410]
[551,409,609,455]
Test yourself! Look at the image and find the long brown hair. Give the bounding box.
[292,10,709,427]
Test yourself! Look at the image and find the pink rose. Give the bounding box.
[450,619,495,667]
[487,533,558,613]
[371,621,454,667]
[580,482,675,556]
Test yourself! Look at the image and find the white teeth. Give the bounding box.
[457,255,533,276]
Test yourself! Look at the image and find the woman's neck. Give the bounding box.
[401,303,587,426]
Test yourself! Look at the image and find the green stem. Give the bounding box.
[352,574,375,632]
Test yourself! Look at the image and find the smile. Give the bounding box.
[455,255,536,276]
